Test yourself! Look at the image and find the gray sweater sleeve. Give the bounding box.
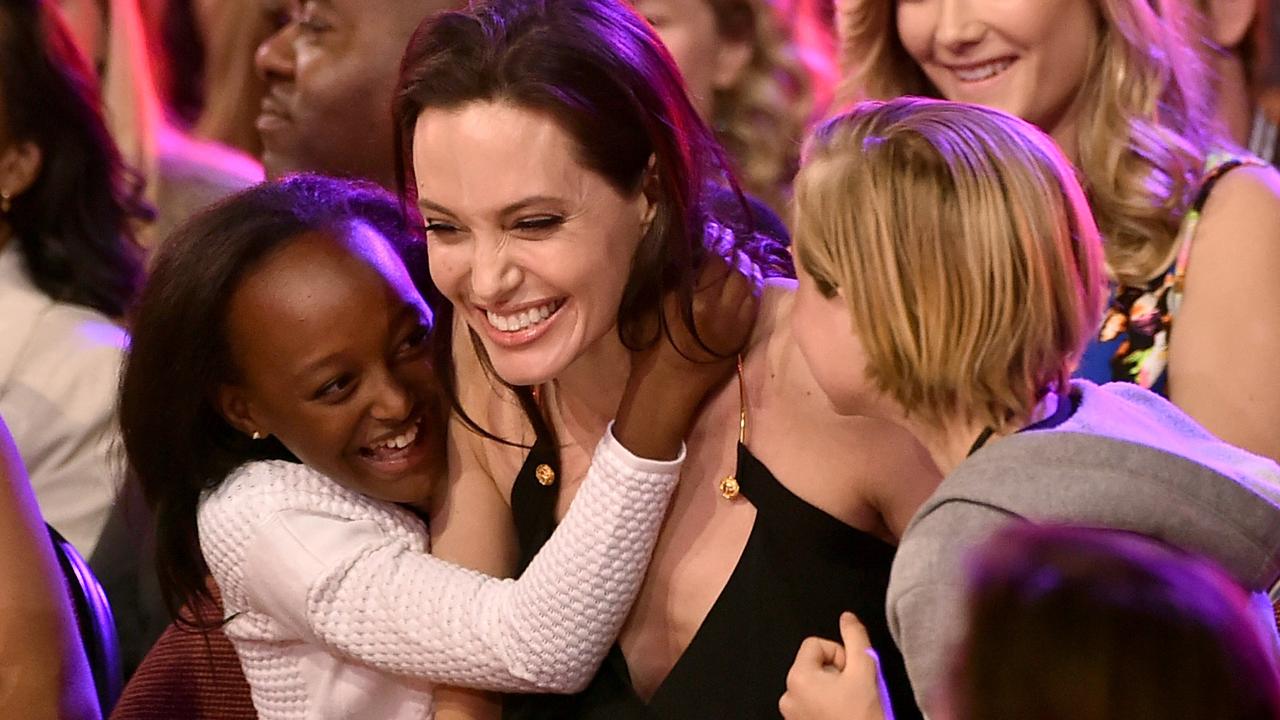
[887,501,1022,717]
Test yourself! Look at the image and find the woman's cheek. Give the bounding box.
[427,248,469,301]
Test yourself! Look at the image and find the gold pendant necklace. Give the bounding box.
[718,354,747,501]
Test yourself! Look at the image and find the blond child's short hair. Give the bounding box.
[793,98,1107,432]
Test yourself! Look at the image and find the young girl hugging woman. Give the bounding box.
[839,0,1280,461]
[118,174,758,720]
[781,98,1280,717]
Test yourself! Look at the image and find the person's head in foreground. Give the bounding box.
[791,97,1106,461]
[119,174,445,619]
[952,523,1280,720]
[395,0,791,392]
[780,523,1280,720]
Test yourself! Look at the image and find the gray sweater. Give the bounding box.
[887,379,1280,715]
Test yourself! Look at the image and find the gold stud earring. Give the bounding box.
[251,431,263,440]
[1,191,10,214]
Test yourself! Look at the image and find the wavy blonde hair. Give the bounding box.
[708,0,835,215]
[837,0,1220,284]
[793,99,1107,431]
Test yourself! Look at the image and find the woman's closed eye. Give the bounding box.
[423,220,462,238]
[512,215,564,236]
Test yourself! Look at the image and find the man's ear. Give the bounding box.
[1204,0,1258,49]
[217,384,264,439]
[0,141,43,200]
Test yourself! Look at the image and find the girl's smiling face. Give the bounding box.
[218,223,445,504]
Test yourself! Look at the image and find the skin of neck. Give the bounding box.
[901,413,1002,478]
[548,323,633,434]
[1047,104,1083,164]
[1213,50,1253,145]
[860,388,999,477]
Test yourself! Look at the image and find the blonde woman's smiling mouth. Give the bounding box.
[943,57,1016,84]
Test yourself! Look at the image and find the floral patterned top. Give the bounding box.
[1076,152,1269,395]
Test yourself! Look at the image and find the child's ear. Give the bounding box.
[217,385,265,440]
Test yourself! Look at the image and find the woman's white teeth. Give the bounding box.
[486,302,557,332]
[372,423,418,451]
[955,59,1013,82]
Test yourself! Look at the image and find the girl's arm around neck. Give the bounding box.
[219,436,682,693]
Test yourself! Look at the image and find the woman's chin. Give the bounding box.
[487,354,566,388]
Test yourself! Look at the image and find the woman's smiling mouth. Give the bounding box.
[945,57,1016,84]
[476,299,566,347]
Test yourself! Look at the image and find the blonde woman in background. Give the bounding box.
[837,0,1280,461]
[635,0,836,215]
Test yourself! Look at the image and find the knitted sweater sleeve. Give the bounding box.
[237,426,682,694]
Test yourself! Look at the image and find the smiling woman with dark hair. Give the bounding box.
[0,0,150,558]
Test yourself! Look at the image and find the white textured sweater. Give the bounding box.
[199,428,683,719]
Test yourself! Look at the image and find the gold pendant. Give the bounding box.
[535,463,556,486]
[718,475,740,500]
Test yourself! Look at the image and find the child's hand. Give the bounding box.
[779,612,894,720]
[647,252,760,386]
[614,254,761,460]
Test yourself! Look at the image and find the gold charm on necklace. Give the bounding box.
[535,464,556,486]
[718,475,740,500]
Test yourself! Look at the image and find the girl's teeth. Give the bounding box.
[486,301,559,333]
[373,424,418,451]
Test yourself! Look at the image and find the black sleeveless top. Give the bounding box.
[503,434,923,720]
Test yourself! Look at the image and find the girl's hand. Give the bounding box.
[615,254,762,460]
[779,612,894,720]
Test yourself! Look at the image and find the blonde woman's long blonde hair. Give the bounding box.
[708,0,836,215]
[793,99,1107,431]
[837,0,1220,285]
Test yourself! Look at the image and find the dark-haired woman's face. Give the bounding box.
[413,102,654,387]
[219,225,444,504]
